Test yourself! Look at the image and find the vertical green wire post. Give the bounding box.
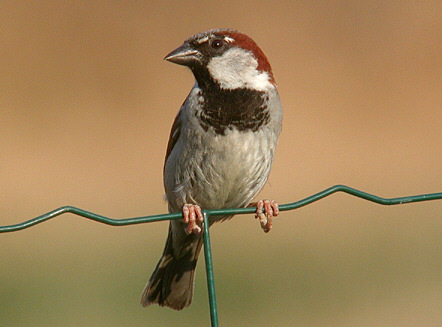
[202,212,219,327]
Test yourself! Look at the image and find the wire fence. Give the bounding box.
[1,184,441,326]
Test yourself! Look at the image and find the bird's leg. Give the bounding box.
[252,199,279,233]
[182,204,203,235]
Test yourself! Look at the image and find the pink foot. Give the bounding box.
[182,204,203,235]
[255,200,279,233]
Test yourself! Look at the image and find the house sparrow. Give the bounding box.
[141,29,283,310]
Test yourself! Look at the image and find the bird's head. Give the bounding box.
[164,29,276,91]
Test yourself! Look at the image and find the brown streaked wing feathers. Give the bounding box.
[164,107,183,172]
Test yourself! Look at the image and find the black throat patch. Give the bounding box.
[195,86,270,135]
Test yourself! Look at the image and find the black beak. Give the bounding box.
[164,42,200,66]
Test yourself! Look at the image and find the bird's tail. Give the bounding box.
[141,222,203,310]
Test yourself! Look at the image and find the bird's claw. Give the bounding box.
[255,199,279,233]
[182,204,203,235]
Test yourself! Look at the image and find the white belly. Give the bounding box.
[164,127,277,212]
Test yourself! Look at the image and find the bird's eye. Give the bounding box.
[211,39,224,49]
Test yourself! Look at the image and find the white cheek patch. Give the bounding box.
[207,48,273,91]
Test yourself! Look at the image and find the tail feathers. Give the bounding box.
[141,225,203,310]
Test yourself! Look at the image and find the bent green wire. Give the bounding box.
[1,185,440,233]
[1,185,441,327]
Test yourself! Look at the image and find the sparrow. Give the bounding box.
[141,28,283,310]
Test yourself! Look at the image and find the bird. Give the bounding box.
[141,28,283,310]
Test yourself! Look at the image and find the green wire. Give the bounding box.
[1,185,440,233]
[1,185,441,327]
[203,212,219,327]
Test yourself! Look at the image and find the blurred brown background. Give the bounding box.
[1,1,441,326]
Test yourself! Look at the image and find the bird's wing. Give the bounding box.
[164,105,184,172]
